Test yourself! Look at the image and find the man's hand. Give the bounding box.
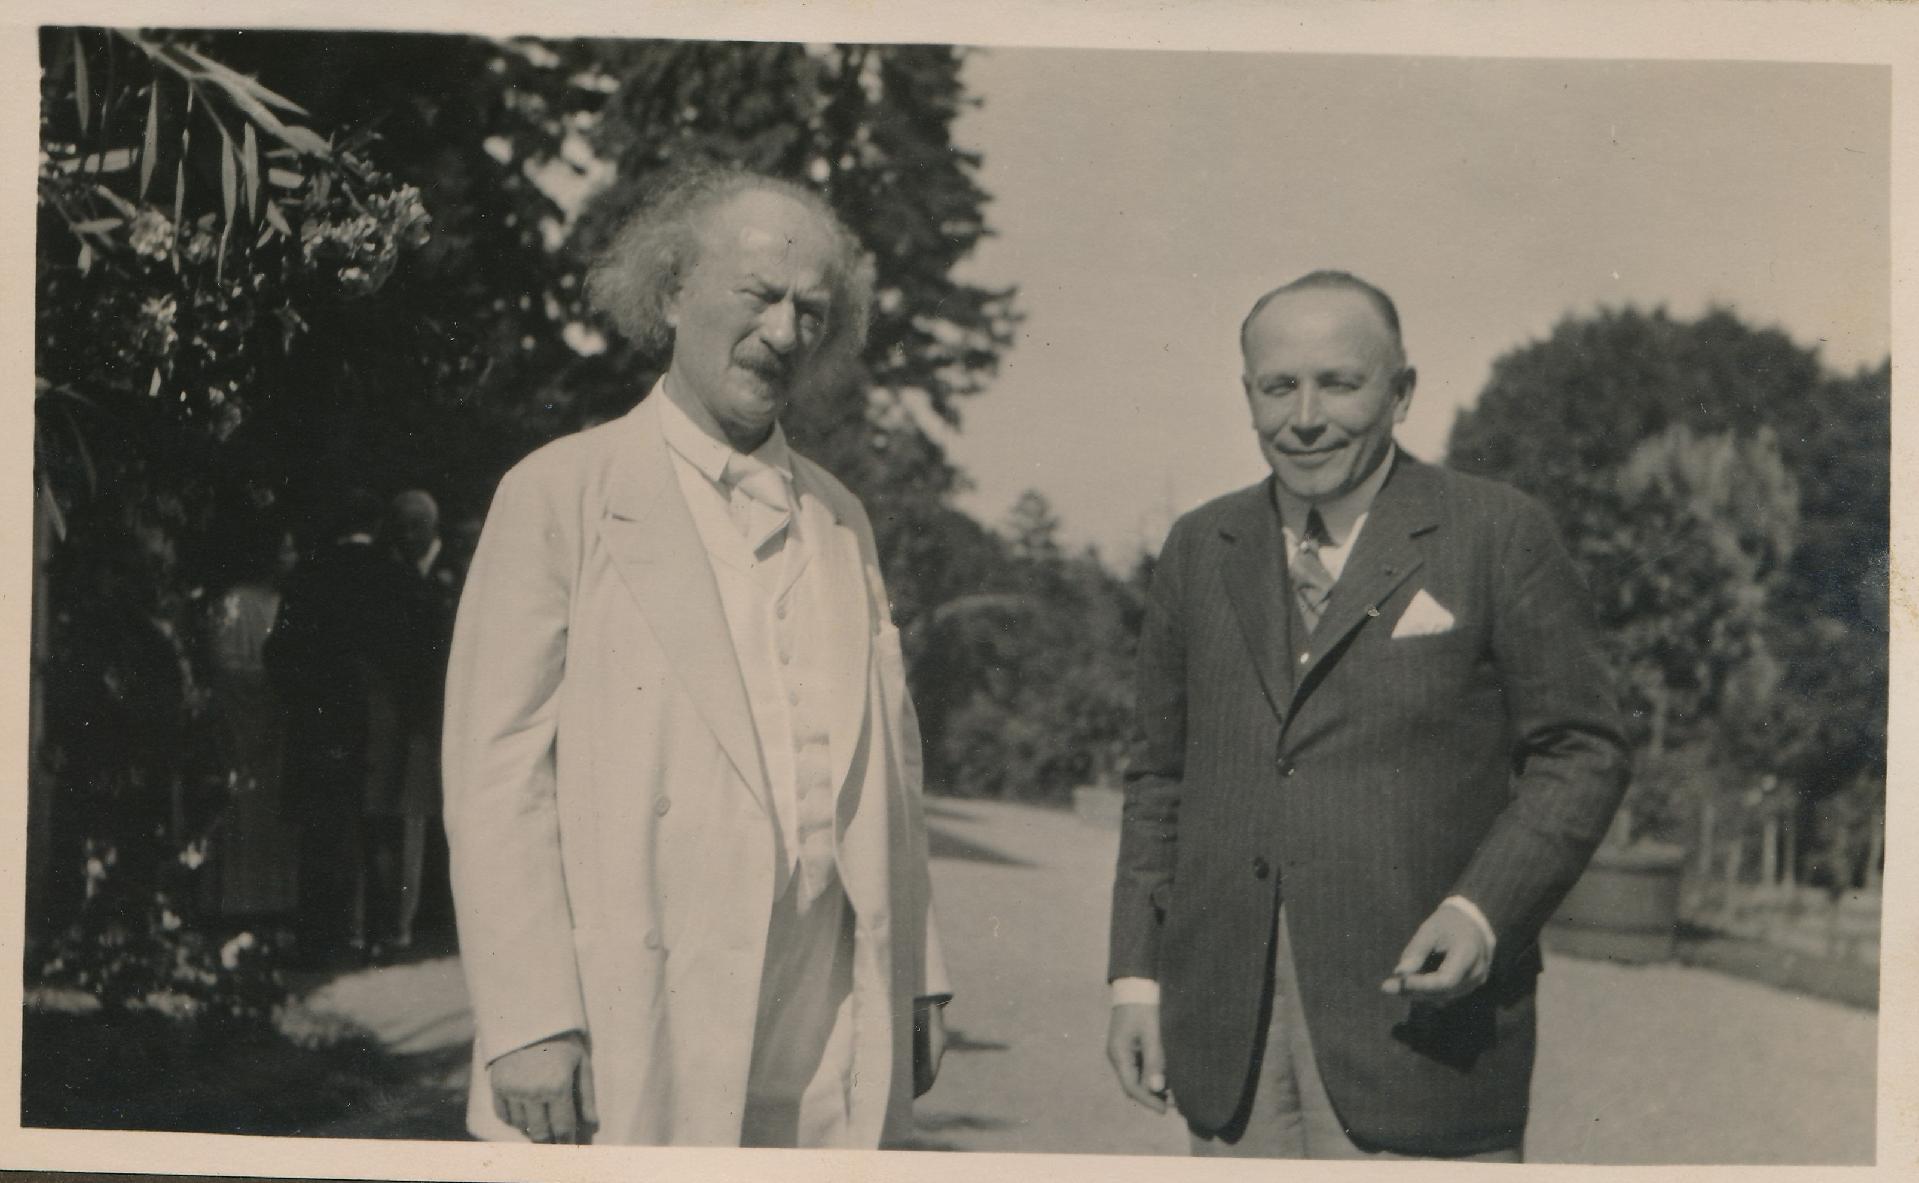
[1382,903,1493,1002]
[913,1002,947,1097]
[1106,1002,1170,1113]
[490,1032,598,1144]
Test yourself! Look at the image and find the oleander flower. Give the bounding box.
[128,209,174,260]
[219,931,256,970]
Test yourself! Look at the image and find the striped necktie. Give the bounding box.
[1290,508,1335,633]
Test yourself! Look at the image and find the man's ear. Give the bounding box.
[1392,366,1418,422]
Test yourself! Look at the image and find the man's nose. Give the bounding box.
[760,300,799,354]
[1290,388,1327,444]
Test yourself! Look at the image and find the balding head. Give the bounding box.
[1240,270,1404,365]
[389,489,440,563]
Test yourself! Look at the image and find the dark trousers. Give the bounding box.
[293,805,366,959]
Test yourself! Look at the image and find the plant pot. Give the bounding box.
[1546,841,1687,964]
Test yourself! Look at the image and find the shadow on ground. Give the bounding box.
[893,1111,1018,1152]
[927,825,1035,867]
[22,1005,473,1141]
[925,801,1038,867]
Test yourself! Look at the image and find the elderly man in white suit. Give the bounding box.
[443,163,950,1148]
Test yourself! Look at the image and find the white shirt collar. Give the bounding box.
[1272,443,1398,549]
[655,377,795,489]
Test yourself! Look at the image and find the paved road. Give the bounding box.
[302,795,1877,1162]
[911,797,1875,1163]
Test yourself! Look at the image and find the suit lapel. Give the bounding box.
[1218,481,1296,723]
[792,467,873,801]
[1292,457,1439,696]
[598,399,773,817]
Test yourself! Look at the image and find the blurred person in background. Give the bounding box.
[371,489,460,954]
[267,489,409,968]
[201,520,301,921]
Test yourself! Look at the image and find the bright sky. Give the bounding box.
[940,51,1890,563]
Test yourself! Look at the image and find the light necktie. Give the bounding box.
[722,453,792,556]
[1290,508,1335,634]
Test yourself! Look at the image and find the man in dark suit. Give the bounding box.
[266,489,411,967]
[1105,271,1629,1160]
[375,489,461,951]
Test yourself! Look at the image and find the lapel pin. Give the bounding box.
[1366,606,1380,617]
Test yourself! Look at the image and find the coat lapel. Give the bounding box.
[598,399,773,818]
[1218,481,1296,723]
[792,468,873,802]
[1292,457,1439,696]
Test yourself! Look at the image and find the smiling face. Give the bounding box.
[663,188,842,452]
[1240,286,1415,502]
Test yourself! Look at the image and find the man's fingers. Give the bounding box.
[1396,942,1472,996]
[545,1094,579,1144]
[502,1098,533,1144]
[576,1052,599,1131]
[493,1087,512,1127]
[531,1095,564,1144]
[1116,1065,1168,1113]
[1107,1007,1169,1114]
[1393,916,1445,976]
[1139,1021,1166,1097]
[1383,914,1452,993]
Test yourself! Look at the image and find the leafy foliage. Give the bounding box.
[920,493,1145,800]
[1447,307,1887,859]
[36,28,441,1016]
[1565,426,1799,842]
[33,30,1081,1026]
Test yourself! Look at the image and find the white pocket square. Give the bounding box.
[1391,588,1455,638]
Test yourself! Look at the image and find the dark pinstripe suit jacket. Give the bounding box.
[1109,455,1628,1156]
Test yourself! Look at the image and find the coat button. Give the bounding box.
[1251,857,1271,880]
[654,795,671,816]
[643,929,662,950]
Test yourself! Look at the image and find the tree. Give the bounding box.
[1767,362,1889,795]
[35,28,431,1012]
[926,491,1142,801]
[1448,306,1821,517]
[33,31,1033,987]
[1569,426,1799,843]
[1447,307,1887,869]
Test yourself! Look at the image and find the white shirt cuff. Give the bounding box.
[1442,894,1498,956]
[1111,977,1161,1006]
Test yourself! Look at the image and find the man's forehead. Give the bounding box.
[1245,289,1398,358]
[701,191,837,273]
